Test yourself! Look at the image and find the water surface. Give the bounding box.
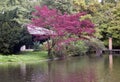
[0,55,120,82]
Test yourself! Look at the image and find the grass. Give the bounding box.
[0,51,48,63]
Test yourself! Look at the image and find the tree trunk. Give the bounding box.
[47,40,53,59]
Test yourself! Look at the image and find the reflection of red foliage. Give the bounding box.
[48,67,97,82]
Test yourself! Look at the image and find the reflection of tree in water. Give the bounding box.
[47,58,98,82]
[0,64,26,82]
[109,55,113,71]
[0,63,48,82]
[107,55,120,82]
[1,56,120,82]
[98,55,120,82]
[24,63,48,82]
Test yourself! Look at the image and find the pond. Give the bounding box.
[0,54,120,82]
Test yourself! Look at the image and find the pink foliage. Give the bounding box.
[30,5,95,52]
[31,6,95,39]
[30,6,95,56]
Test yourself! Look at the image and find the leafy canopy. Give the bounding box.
[31,6,95,40]
[30,6,95,58]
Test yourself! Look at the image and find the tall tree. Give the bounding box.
[40,0,74,14]
[88,2,120,48]
[0,9,32,54]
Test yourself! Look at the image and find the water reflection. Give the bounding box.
[47,57,98,82]
[20,63,26,77]
[0,55,120,82]
[0,63,48,82]
[109,54,113,71]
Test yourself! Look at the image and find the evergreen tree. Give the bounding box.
[0,0,33,54]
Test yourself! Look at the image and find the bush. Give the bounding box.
[40,41,48,51]
[67,40,88,56]
[41,38,105,57]
[50,40,88,57]
[51,38,105,57]
[0,7,32,55]
[85,38,106,55]
[33,41,41,51]
[0,21,32,55]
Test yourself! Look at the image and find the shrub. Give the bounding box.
[33,41,41,51]
[85,38,106,55]
[50,40,88,57]
[67,40,88,56]
[0,9,32,55]
[0,21,32,55]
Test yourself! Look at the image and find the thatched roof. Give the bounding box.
[27,24,55,36]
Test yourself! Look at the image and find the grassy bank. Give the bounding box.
[0,51,48,63]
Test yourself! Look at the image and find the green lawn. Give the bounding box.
[0,51,48,63]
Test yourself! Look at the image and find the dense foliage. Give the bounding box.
[87,2,120,48]
[0,0,120,56]
[99,3,120,48]
[30,6,95,58]
[40,0,74,14]
[0,0,41,24]
[0,4,32,55]
[71,0,120,48]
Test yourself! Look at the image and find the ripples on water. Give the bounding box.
[0,55,120,82]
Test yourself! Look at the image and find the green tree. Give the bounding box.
[101,3,120,48]
[88,2,120,48]
[0,6,32,55]
[0,0,42,24]
[40,0,74,14]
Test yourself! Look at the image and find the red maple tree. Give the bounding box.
[30,6,95,58]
